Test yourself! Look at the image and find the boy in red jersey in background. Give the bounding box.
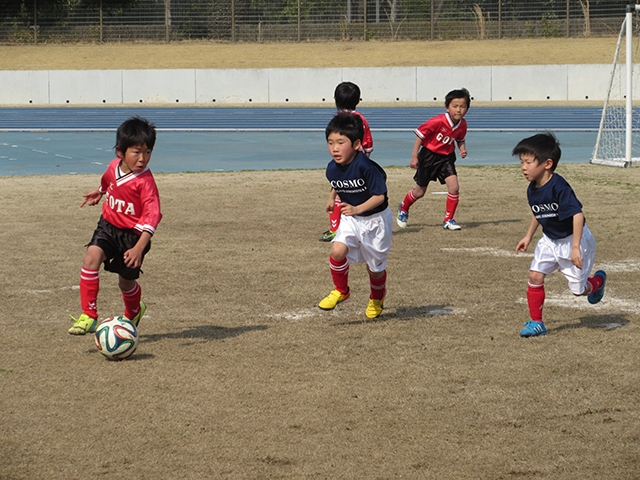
[319,81,374,242]
[397,88,470,231]
[69,116,162,335]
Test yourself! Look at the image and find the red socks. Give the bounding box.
[527,282,545,322]
[444,193,459,223]
[330,256,349,295]
[587,275,603,294]
[121,282,142,321]
[330,197,341,233]
[369,271,387,300]
[400,190,417,212]
[79,268,99,319]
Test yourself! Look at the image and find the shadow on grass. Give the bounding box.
[550,313,631,333]
[335,304,455,325]
[141,324,269,343]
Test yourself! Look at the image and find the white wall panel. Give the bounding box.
[343,67,416,102]
[122,69,196,104]
[491,65,568,101]
[196,68,269,104]
[417,66,492,103]
[0,70,49,105]
[49,70,122,105]
[268,68,341,104]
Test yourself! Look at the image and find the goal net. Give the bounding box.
[592,4,640,168]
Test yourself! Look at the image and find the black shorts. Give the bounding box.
[87,216,151,280]
[413,147,457,187]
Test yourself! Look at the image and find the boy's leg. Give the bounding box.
[397,185,426,228]
[69,245,105,335]
[366,269,386,319]
[520,271,547,337]
[319,242,350,310]
[442,175,461,230]
[587,270,607,304]
[120,277,146,325]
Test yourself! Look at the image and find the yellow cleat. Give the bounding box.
[318,289,350,310]
[127,301,147,327]
[68,313,97,335]
[365,298,384,319]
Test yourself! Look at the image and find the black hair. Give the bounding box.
[325,111,364,144]
[334,82,361,111]
[445,88,471,108]
[115,116,156,154]
[512,132,562,171]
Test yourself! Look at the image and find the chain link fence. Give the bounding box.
[0,0,633,44]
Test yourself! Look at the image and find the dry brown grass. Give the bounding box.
[1,163,640,479]
[0,37,620,70]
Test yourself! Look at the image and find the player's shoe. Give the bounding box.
[519,320,547,337]
[365,298,384,319]
[588,270,607,304]
[68,313,97,335]
[319,230,336,242]
[127,301,147,327]
[318,289,350,310]
[396,204,408,228]
[443,219,462,230]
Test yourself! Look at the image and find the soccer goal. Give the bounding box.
[592,4,640,168]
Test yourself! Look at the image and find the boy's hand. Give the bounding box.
[123,247,143,269]
[571,245,583,269]
[339,203,359,217]
[409,156,419,169]
[515,238,530,254]
[81,188,103,207]
[325,200,334,214]
[459,147,468,158]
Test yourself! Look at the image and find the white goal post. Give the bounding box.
[592,3,640,168]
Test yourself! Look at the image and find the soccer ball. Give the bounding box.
[94,316,139,360]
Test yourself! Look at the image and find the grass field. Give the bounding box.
[1,162,640,479]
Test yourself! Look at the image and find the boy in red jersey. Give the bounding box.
[319,81,374,242]
[397,88,470,231]
[69,116,162,335]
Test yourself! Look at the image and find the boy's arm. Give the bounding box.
[410,136,422,169]
[516,214,540,254]
[571,212,585,269]
[339,194,385,217]
[124,231,152,269]
[80,188,103,207]
[457,139,467,158]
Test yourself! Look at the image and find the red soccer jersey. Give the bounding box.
[414,113,467,156]
[98,158,162,235]
[341,109,373,154]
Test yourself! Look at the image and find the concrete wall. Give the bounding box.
[0,64,617,106]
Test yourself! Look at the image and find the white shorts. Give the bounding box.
[529,224,596,295]
[333,207,393,273]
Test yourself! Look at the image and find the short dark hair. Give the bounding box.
[512,132,562,171]
[326,111,364,144]
[334,82,361,110]
[445,88,471,108]
[115,116,156,154]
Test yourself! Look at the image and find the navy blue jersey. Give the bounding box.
[326,151,389,216]
[527,173,583,240]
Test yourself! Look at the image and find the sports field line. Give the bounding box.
[265,306,468,322]
[518,292,640,314]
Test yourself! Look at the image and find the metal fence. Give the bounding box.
[0,0,634,44]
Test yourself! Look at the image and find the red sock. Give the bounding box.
[330,256,349,295]
[400,190,417,213]
[79,268,99,319]
[527,282,545,322]
[121,282,142,320]
[443,193,459,223]
[330,197,341,233]
[587,275,603,294]
[369,271,387,300]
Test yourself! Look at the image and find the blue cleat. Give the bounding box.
[588,270,607,304]
[520,320,547,337]
[396,204,409,228]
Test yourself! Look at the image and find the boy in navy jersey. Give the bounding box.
[319,82,374,242]
[318,112,393,319]
[69,116,162,335]
[397,88,469,230]
[514,132,606,338]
